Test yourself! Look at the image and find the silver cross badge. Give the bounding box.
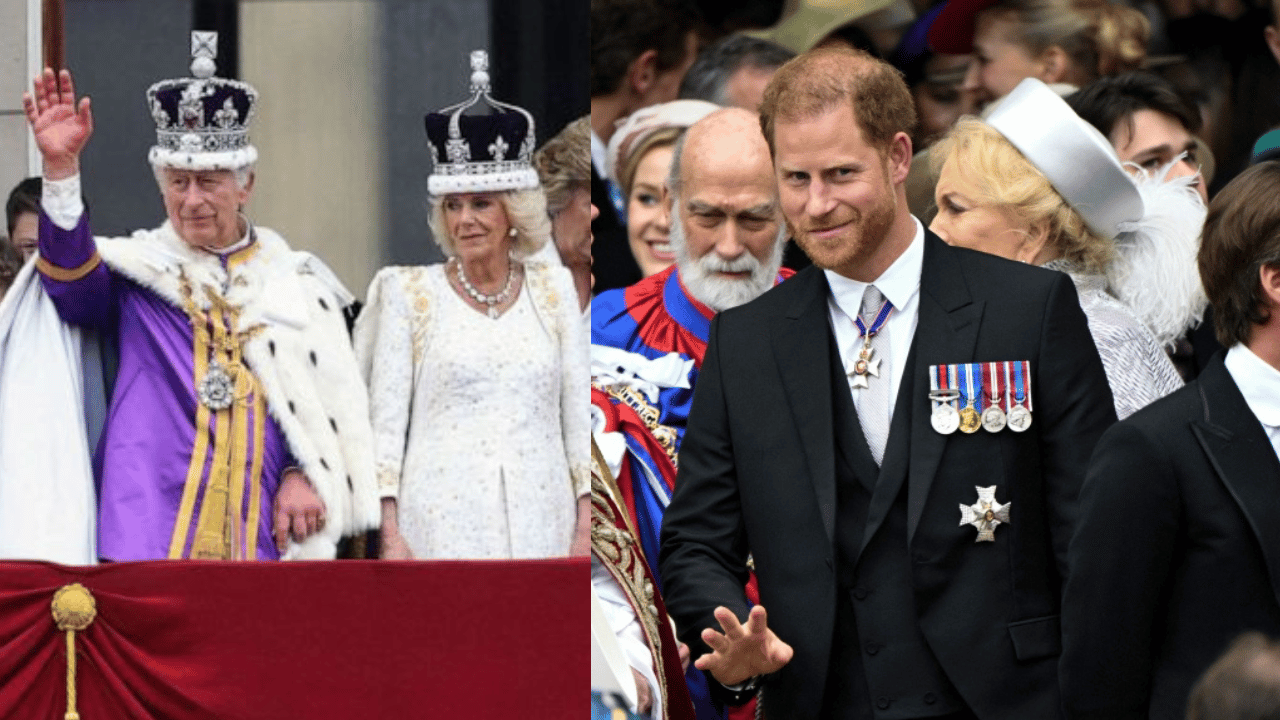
[959,486,1010,542]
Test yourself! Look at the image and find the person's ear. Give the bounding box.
[627,49,659,98]
[1038,46,1071,84]
[886,132,913,186]
[1018,221,1052,264]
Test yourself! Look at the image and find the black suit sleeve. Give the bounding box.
[1035,273,1118,581]
[659,313,753,657]
[1059,421,1180,720]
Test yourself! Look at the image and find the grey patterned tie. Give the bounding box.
[856,285,892,465]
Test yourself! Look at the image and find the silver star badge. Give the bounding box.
[849,347,881,389]
[959,486,1010,542]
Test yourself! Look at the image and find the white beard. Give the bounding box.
[1107,169,1209,348]
[670,205,786,312]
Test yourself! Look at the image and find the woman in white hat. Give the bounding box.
[929,78,1202,418]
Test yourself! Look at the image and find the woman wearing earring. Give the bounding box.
[355,51,589,560]
[929,79,1196,419]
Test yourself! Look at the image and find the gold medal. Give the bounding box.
[959,406,981,433]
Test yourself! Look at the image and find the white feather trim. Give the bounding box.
[1108,166,1208,349]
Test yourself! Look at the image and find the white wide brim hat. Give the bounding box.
[985,78,1143,241]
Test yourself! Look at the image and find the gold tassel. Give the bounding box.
[51,584,96,720]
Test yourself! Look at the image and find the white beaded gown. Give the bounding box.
[355,261,590,559]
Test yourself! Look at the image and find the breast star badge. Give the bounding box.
[959,486,1010,542]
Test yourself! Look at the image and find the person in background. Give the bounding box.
[604,99,719,279]
[1186,633,1280,720]
[677,34,795,111]
[0,238,21,297]
[929,0,1150,112]
[592,107,789,720]
[590,0,701,293]
[5,177,42,259]
[535,115,594,313]
[930,79,1193,419]
[1060,160,1280,720]
[891,4,977,151]
[1067,72,1220,380]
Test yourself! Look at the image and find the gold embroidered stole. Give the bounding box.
[168,251,268,560]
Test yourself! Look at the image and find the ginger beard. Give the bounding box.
[788,163,898,275]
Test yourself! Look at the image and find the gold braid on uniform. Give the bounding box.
[591,440,670,718]
[592,381,680,469]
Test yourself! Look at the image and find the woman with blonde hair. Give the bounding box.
[929,79,1201,418]
[356,52,588,560]
[605,99,719,278]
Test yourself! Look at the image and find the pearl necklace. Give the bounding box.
[455,258,516,319]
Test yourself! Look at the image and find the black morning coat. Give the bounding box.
[660,231,1118,719]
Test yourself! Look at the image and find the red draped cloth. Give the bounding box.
[0,559,586,718]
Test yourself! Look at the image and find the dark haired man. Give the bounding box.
[1066,72,1222,381]
[590,0,700,293]
[1066,72,1208,205]
[660,47,1115,719]
[678,34,795,111]
[1061,161,1280,720]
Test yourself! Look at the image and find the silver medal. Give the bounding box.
[1007,404,1032,432]
[981,404,1006,433]
[931,403,960,434]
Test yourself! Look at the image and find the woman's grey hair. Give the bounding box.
[427,187,553,259]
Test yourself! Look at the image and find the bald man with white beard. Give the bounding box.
[590,107,791,720]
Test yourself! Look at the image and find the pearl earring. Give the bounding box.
[509,227,517,238]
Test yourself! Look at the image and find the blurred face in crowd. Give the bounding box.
[775,103,905,279]
[9,211,37,259]
[444,192,513,262]
[627,143,677,277]
[159,168,252,250]
[672,109,784,311]
[914,54,976,148]
[964,14,1043,109]
[1111,109,1208,205]
[724,65,777,111]
[930,155,1047,264]
[552,187,593,268]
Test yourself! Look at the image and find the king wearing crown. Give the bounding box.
[20,32,380,561]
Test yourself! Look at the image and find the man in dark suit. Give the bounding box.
[1060,161,1280,720]
[658,47,1118,720]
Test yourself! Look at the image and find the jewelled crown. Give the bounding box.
[146,31,258,171]
[424,50,539,195]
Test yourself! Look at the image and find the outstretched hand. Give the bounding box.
[694,605,794,687]
[22,68,93,180]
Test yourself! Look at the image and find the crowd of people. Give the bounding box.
[589,0,1280,719]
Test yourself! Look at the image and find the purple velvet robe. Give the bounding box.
[39,214,288,561]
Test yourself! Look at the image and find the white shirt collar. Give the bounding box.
[203,220,254,256]
[1224,343,1280,426]
[823,216,924,321]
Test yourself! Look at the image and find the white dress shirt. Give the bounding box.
[824,217,925,425]
[1223,343,1280,462]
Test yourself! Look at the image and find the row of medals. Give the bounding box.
[929,387,1032,435]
